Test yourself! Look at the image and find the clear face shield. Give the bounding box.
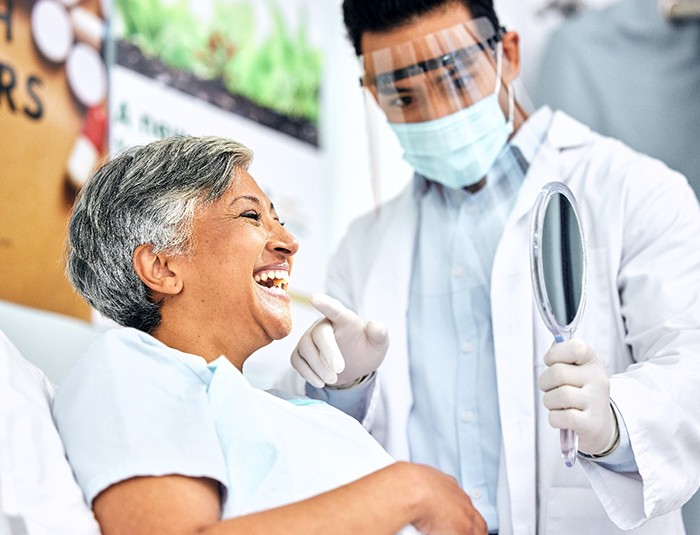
[360,17,507,124]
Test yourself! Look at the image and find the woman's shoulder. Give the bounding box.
[54,327,212,411]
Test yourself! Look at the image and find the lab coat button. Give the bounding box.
[471,488,482,499]
[461,342,475,353]
[451,265,464,278]
[460,411,474,423]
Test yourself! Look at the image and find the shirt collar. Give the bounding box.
[510,105,553,164]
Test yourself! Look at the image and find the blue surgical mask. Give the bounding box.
[388,48,514,189]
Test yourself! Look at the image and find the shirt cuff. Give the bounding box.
[304,372,376,422]
[579,399,639,473]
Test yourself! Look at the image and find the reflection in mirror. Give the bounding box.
[530,181,587,467]
[541,192,584,333]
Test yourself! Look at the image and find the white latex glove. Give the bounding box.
[538,338,618,455]
[290,293,389,388]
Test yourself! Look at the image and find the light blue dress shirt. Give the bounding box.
[406,145,527,531]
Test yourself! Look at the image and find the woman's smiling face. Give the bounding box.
[166,168,299,365]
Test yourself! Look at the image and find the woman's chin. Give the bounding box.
[256,302,293,341]
[267,318,293,341]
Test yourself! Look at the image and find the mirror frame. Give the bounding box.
[529,181,587,342]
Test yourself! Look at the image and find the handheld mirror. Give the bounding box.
[530,182,587,467]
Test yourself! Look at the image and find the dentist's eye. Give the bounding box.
[389,94,415,108]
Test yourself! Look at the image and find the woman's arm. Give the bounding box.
[93,461,486,535]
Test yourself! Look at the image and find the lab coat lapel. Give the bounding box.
[493,112,592,534]
[491,174,540,535]
[362,186,418,459]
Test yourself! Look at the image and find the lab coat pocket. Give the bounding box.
[544,487,626,534]
[544,487,684,534]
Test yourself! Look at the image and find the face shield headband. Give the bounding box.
[359,17,506,124]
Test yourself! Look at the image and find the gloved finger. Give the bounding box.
[542,384,586,411]
[547,407,585,431]
[310,292,357,326]
[365,320,389,349]
[291,349,330,389]
[295,326,341,382]
[310,320,346,374]
[543,338,595,367]
[538,362,587,392]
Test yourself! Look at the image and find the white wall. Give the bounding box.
[318,0,413,256]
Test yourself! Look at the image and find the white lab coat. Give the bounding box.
[326,110,700,534]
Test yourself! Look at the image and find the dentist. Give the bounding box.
[291,1,700,533]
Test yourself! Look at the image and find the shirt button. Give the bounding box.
[471,488,483,499]
[466,203,479,215]
[461,342,475,354]
[460,410,474,423]
[452,265,464,278]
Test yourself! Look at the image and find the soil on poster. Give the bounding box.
[115,40,318,147]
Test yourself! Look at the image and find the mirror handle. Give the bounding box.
[554,333,579,467]
[561,429,578,467]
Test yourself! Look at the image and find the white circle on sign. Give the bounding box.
[31,0,74,63]
[99,0,112,18]
[66,43,107,107]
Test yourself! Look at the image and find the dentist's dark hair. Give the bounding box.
[66,135,253,333]
[342,0,501,56]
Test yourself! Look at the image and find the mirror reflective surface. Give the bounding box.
[530,182,587,467]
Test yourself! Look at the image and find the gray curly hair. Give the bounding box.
[66,135,253,333]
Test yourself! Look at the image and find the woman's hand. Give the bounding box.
[397,462,488,535]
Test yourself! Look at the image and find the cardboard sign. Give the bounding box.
[0,0,107,319]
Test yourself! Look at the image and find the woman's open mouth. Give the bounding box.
[254,269,289,294]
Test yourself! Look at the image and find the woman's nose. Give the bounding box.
[270,225,299,257]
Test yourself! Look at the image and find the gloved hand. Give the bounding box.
[537,338,618,455]
[290,293,389,388]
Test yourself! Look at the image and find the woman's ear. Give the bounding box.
[133,244,183,296]
[501,30,521,84]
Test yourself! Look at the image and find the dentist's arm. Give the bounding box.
[291,293,389,388]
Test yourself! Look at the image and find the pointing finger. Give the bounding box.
[310,320,346,374]
[310,293,355,325]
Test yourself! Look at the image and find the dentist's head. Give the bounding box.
[343,0,527,190]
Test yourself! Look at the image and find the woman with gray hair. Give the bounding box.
[52,135,486,535]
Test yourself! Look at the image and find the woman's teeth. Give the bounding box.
[254,270,289,291]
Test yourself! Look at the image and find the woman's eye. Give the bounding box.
[241,211,261,221]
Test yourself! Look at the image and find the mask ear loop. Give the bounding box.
[506,78,515,127]
[493,41,514,128]
[361,84,384,218]
[493,41,503,96]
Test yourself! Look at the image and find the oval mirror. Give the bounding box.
[530,181,587,467]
